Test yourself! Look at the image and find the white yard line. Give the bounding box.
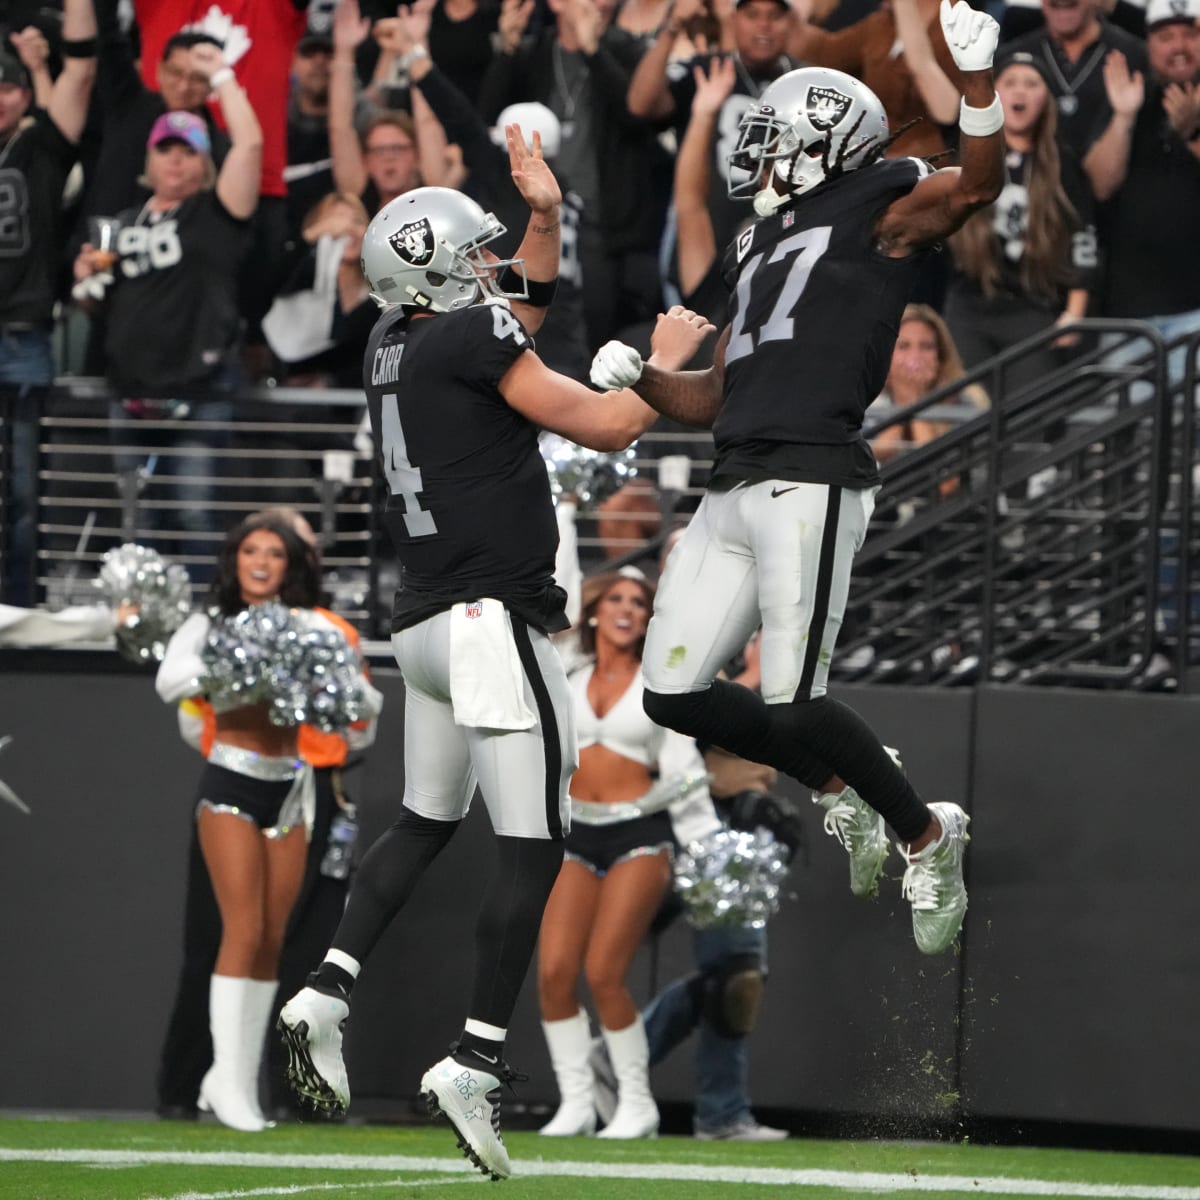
[1,1147,1198,1199]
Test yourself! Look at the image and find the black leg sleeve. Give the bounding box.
[645,684,931,842]
[469,835,565,1030]
[329,806,459,966]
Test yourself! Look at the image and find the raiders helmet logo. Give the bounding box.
[388,217,436,267]
[806,86,852,132]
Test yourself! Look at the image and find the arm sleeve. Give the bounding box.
[0,603,116,647]
[553,499,582,631]
[155,612,210,704]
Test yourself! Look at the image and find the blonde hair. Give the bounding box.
[302,190,369,236]
[897,304,989,409]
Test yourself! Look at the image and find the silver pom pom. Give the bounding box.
[540,433,638,505]
[94,543,193,664]
[673,827,791,930]
[200,602,369,731]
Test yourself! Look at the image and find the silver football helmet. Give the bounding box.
[360,186,529,312]
[728,67,890,215]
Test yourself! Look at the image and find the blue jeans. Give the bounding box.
[642,923,768,1133]
[107,396,233,582]
[0,329,54,604]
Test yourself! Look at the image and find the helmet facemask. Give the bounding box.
[727,70,891,216]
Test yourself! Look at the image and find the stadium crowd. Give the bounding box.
[0,0,1195,557]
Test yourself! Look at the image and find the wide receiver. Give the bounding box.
[590,0,1005,955]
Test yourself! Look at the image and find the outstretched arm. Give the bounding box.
[47,0,98,144]
[502,307,716,448]
[873,0,1004,257]
[591,325,728,429]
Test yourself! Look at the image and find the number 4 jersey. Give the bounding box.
[712,157,932,490]
[364,300,568,635]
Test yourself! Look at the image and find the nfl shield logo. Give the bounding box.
[465,600,484,619]
[388,216,436,266]
[806,85,851,132]
[782,211,795,229]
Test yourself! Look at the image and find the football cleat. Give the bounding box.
[420,1052,521,1180]
[276,983,351,1117]
[812,746,901,898]
[900,801,970,955]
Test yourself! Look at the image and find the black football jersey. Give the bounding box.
[712,157,932,488]
[105,191,250,396]
[364,300,567,633]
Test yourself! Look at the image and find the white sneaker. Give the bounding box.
[813,746,901,899]
[420,1054,512,1180]
[276,984,350,1117]
[695,1116,789,1142]
[900,801,970,955]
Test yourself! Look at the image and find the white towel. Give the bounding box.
[449,599,537,730]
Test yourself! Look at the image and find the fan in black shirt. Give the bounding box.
[590,2,1007,959]
[277,129,713,1181]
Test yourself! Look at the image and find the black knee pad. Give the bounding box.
[703,953,766,1039]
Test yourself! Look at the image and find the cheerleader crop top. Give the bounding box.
[571,664,657,767]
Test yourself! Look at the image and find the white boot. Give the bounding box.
[200,975,268,1132]
[539,1010,597,1136]
[596,1017,658,1139]
[242,979,279,1126]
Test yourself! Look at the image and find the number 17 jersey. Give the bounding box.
[364,300,566,635]
[713,157,931,489]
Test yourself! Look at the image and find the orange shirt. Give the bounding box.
[182,608,370,768]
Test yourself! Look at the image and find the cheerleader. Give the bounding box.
[155,513,381,1131]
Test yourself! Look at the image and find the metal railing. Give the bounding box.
[2,321,1197,690]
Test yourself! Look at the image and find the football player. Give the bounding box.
[588,0,1006,957]
[278,125,712,1179]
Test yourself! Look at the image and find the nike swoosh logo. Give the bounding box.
[476,1053,498,1064]
[771,486,799,498]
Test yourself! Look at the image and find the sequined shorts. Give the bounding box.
[564,810,674,877]
[195,746,310,839]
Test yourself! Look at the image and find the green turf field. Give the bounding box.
[1,1116,1199,1200]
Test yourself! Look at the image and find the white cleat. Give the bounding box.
[276,985,351,1117]
[420,1055,513,1180]
[900,801,970,955]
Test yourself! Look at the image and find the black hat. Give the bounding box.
[0,50,32,90]
[993,48,1056,90]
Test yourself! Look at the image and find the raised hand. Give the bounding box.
[333,0,372,51]
[396,0,435,49]
[1101,49,1144,117]
[190,41,227,81]
[1162,80,1199,140]
[692,54,736,116]
[565,0,605,54]
[9,26,49,73]
[498,0,535,54]
[938,0,999,73]
[508,124,562,214]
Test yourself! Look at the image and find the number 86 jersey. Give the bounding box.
[364,299,567,635]
[713,157,933,489]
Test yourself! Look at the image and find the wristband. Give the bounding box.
[959,94,1004,138]
[523,277,558,307]
[61,36,98,58]
[396,45,429,72]
[208,66,235,91]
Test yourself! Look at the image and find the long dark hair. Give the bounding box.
[578,571,656,659]
[208,514,321,616]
